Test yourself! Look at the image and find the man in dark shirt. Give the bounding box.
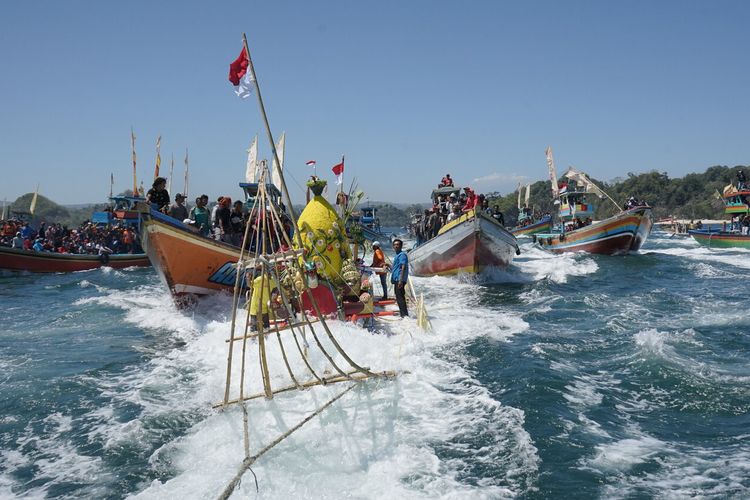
[215,197,232,243]
[146,177,170,213]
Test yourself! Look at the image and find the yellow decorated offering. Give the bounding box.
[296,179,353,284]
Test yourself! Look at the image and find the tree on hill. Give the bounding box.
[488,165,746,225]
[8,193,105,228]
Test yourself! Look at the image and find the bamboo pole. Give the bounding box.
[217,383,357,500]
[241,33,304,250]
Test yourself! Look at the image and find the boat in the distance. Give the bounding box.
[408,186,519,276]
[509,183,552,237]
[348,206,390,242]
[689,181,750,248]
[0,246,149,272]
[0,195,150,273]
[534,150,652,255]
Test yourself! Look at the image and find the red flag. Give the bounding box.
[228,48,249,85]
[331,160,344,176]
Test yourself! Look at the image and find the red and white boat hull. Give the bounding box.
[408,210,519,276]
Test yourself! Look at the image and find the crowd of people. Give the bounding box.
[1,218,142,255]
[412,175,505,245]
[144,177,293,252]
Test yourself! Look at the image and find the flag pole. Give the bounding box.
[338,155,345,218]
[154,135,162,180]
[242,33,303,246]
[110,173,114,200]
[184,148,189,199]
[131,127,138,195]
[168,153,174,194]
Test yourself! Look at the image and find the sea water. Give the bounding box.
[1,232,749,498]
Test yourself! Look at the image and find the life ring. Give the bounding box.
[99,253,110,265]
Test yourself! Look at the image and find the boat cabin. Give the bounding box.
[722,190,750,216]
[359,206,381,232]
[240,182,284,210]
[558,190,595,221]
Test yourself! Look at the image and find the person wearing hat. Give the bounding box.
[169,193,189,221]
[370,241,388,301]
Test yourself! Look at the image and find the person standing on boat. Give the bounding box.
[215,197,232,243]
[146,177,170,213]
[389,239,409,317]
[492,206,505,225]
[189,195,211,237]
[168,193,189,221]
[370,241,388,301]
[230,200,246,246]
[738,170,747,190]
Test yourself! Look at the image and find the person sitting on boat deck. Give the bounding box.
[481,197,493,215]
[447,204,462,223]
[440,174,454,187]
[32,238,45,252]
[388,239,409,317]
[168,193,189,221]
[146,177,170,214]
[11,232,23,249]
[230,200,246,246]
[370,241,388,301]
[492,206,505,225]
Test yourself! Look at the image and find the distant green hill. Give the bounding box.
[488,165,746,225]
[9,193,105,228]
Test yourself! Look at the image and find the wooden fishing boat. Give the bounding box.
[690,184,750,248]
[409,208,520,276]
[139,182,284,299]
[535,150,652,255]
[348,206,389,242]
[0,246,149,272]
[534,206,652,254]
[511,214,552,237]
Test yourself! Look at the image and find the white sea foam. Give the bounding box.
[512,244,598,283]
[7,271,539,498]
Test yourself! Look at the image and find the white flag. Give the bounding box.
[271,132,285,188]
[545,146,559,198]
[245,135,258,183]
[235,70,255,99]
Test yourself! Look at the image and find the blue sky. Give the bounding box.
[1,1,749,206]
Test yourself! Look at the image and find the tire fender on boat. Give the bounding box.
[531,234,537,243]
[560,233,565,242]
[99,253,110,265]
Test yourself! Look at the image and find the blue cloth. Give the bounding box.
[390,251,409,283]
[21,226,33,239]
[32,241,44,252]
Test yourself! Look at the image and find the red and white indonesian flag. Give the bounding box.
[306,160,316,167]
[228,47,254,99]
[332,158,344,185]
